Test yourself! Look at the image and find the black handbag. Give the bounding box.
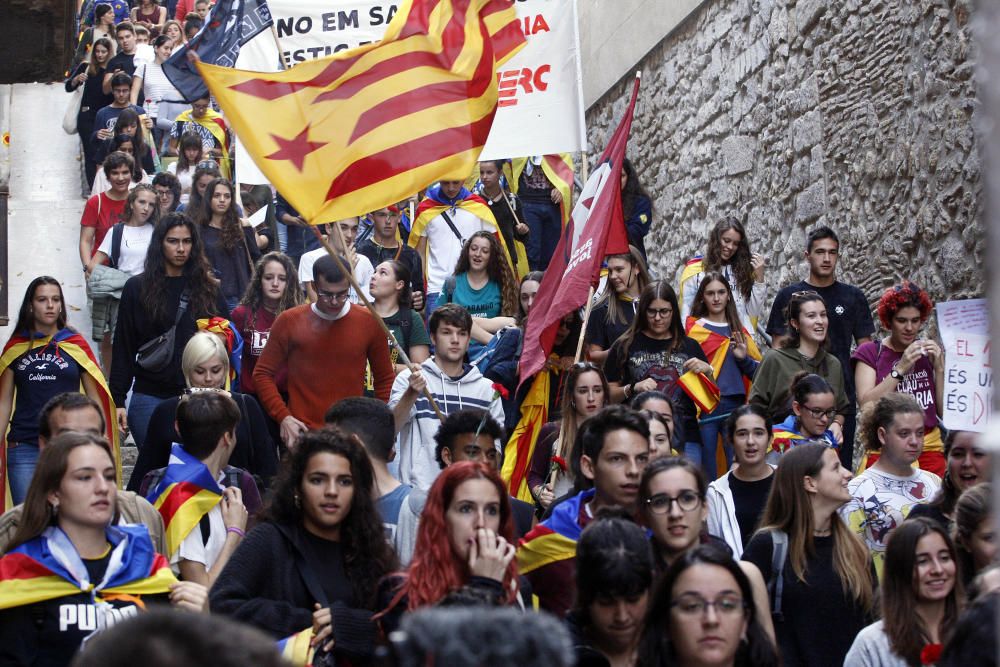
[136,292,189,372]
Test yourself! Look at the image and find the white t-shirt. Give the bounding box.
[417,207,492,293]
[96,223,154,275]
[171,502,226,570]
[167,162,194,204]
[299,248,373,304]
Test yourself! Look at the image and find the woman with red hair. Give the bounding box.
[377,461,521,634]
[852,281,945,475]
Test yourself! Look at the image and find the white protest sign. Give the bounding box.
[231,0,584,184]
[937,298,992,432]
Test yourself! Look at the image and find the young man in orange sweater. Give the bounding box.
[253,254,394,449]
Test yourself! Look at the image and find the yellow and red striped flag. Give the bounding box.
[508,154,575,225]
[196,0,526,223]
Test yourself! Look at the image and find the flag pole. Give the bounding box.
[309,224,446,423]
[269,24,286,71]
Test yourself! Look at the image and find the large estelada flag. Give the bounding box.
[517,75,640,385]
[0,525,176,609]
[0,330,118,513]
[197,0,526,224]
[163,0,275,102]
[146,444,223,558]
[517,487,591,574]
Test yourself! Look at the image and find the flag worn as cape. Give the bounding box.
[409,183,516,274]
[0,524,176,610]
[770,415,838,457]
[685,316,762,395]
[501,369,550,502]
[509,154,575,225]
[171,108,233,178]
[517,488,592,574]
[196,0,526,223]
[677,257,704,315]
[162,0,273,102]
[147,443,223,558]
[518,76,639,386]
[0,329,119,513]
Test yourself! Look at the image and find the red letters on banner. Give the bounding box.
[497,64,551,107]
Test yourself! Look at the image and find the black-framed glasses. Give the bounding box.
[801,405,837,421]
[316,288,350,303]
[646,307,672,319]
[646,490,701,514]
[671,593,747,618]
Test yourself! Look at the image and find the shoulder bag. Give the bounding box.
[136,291,189,372]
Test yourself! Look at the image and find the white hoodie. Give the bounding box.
[390,357,505,490]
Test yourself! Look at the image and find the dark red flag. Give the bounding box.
[519,74,641,385]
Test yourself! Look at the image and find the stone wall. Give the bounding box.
[586,0,983,323]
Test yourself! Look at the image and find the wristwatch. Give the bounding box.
[889,367,904,381]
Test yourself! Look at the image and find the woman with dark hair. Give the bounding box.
[620,158,654,261]
[518,270,544,323]
[743,443,875,666]
[635,543,779,667]
[638,457,774,641]
[110,213,227,450]
[845,517,964,666]
[0,278,116,506]
[526,362,609,510]
[377,461,521,635]
[178,162,221,214]
[168,133,205,205]
[230,252,304,400]
[909,431,988,531]
[768,371,839,462]
[853,281,946,475]
[568,512,654,667]
[748,290,849,443]
[152,171,181,217]
[642,409,675,460]
[131,0,166,37]
[0,433,204,665]
[706,405,775,558]
[369,259,430,375]
[73,4,116,67]
[953,483,995,586]
[604,280,712,461]
[131,34,184,147]
[66,35,114,188]
[686,271,761,477]
[210,428,396,662]
[586,247,650,366]
[679,217,767,335]
[93,107,156,177]
[196,178,266,313]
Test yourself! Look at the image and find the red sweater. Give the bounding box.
[253,304,394,427]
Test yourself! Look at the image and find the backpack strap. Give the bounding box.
[109,222,125,269]
[200,468,243,545]
[768,529,789,621]
[439,210,465,244]
[441,275,457,303]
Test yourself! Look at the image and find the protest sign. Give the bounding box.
[232,0,584,184]
[937,298,992,432]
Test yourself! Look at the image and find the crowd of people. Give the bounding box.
[0,2,993,666]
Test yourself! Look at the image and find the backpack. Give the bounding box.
[145,466,243,545]
[109,222,125,269]
[767,529,789,621]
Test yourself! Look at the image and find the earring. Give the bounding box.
[50,502,59,516]
[294,494,300,508]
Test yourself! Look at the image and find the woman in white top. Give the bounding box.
[167,133,204,205]
[87,184,157,278]
[132,35,184,149]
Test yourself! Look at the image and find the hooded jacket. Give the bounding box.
[390,357,504,490]
[706,464,777,559]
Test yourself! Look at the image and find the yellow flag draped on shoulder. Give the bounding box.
[509,154,575,225]
[197,0,526,223]
[501,369,549,502]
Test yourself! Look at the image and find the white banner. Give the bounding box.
[937,299,993,433]
[232,0,584,184]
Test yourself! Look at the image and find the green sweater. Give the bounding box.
[748,347,850,420]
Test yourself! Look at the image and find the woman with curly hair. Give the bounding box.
[196,178,267,313]
[853,281,946,475]
[376,461,521,635]
[439,230,519,354]
[230,252,304,398]
[110,213,227,449]
[210,428,397,662]
[679,216,768,335]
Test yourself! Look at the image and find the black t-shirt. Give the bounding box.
[356,239,425,297]
[727,472,774,548]
[585,297,635,350]
[300,531,356,606]
[743,532,875,667]
[766,280,874,400]
[604,332,708,443]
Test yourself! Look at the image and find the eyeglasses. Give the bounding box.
[646,307,673,320]
[646,490,701,514]
[316,288,351,303]
[671,594,747,618]
[154,188,173,197]
[801,405,837,421]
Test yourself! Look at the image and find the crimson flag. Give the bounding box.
[518,74,640,385]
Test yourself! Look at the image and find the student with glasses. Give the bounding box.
[744,444,875,666]
[635,544,779,667]
[768,372,840,463]
[749,290,849,445]
[637,456,774,643]
[604,281,713,469]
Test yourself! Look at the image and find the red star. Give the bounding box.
[266,127,326,172]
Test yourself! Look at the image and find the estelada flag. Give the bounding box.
[147,443,223,558]
[196,0,526,224]
[517,487,592,574]
[0,329,119,513]
[518,75,640,385]
[0,525,176,610]
[509,154,575,225]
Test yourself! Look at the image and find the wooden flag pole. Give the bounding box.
[309,224,446,423]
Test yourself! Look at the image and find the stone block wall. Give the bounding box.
[586,0,983,321]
